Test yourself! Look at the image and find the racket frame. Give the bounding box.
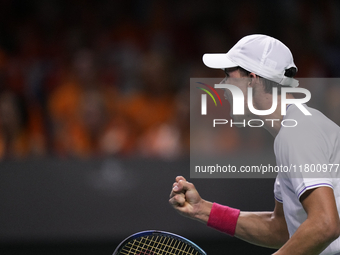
[112,230,207,255]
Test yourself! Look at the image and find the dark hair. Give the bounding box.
[237,66,285,95]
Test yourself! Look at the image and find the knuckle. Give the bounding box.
[187,182,194,189]
[174,194,184,202]
[174,194,181,200]
[169,197,177,205]
[178,180,185,186]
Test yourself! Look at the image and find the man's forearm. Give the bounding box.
[235,211,289,249]
[193,202,289,249]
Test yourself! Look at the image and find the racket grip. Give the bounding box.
[207,203,240,236]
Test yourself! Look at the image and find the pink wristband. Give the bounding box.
[207,203,240,236]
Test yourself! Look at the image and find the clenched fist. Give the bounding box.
[169,176,213,224]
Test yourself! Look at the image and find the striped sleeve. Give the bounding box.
[294,179,334,200]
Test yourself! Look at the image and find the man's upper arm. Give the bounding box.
[300,186,340,238]
[272,187,340,255]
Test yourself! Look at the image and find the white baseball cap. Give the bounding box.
[202,34,299,87]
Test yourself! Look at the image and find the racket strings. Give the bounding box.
[120,235,201,255]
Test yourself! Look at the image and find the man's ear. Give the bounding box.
[248,73,258,87]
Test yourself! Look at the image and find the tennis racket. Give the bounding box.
[113,230,207,255]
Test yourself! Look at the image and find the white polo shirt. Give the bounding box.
[274,104,340,255]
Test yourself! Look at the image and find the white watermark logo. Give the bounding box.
[201,84,312,116]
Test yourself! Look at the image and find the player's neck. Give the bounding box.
[260,112,283,137]
[258,94,293,137]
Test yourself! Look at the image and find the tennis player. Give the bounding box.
[169,35,340,255]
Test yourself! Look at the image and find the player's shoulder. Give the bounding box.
[275,104,340,148]
[288,104,326,123]
[283,104,338,133]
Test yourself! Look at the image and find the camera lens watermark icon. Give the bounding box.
[196,82,223,115]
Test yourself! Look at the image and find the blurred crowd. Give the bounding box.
[0,0,340,160]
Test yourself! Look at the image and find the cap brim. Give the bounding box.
[202,53,238,69]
